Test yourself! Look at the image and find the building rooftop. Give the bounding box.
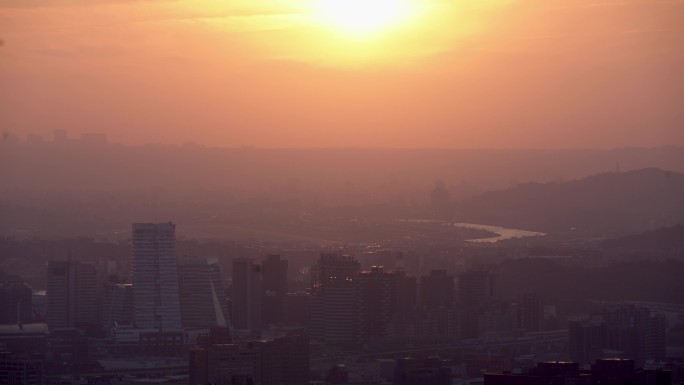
[0,323,49,335]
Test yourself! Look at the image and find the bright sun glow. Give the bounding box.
[314,0,414,36]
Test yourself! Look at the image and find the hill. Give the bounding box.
[455,168,684,236]
[601,225,684,249]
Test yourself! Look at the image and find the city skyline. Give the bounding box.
[0,0,683,383]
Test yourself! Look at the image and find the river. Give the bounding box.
[452,222,545,243]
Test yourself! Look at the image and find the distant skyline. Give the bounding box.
[1,0,683,149]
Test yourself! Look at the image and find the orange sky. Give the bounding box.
[1,0,683,148]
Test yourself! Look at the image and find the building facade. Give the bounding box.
[178,256,229,329]
[131,222,182,331]
[46,260,98,329]
[231,258,262,332]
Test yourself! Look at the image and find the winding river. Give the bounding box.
[452,222,545,243]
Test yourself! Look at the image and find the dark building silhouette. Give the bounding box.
[515,293,543,332]
[259,334,310,385]
[47,328,93,373]
[232,258,262,333]
[414,270,460,341]
[417,306,459,341]
[312,253,360,289]
[46,260,99,329]
[0,352,44,385]
[178,256,229,329]
[592,358,671,385]
[389,270,418,341]
[284,292,310,328]
[310,253,360,345]
[357,266,394,343]
[484,361,590,385]
[325,364,349,384]
[569,305,666,367]
[484,359,671,385]
[100,283,134,332]
[394,270,417,314]
[138,330,185,356]
[0,323,48,355]
[394,357,452,385]
[189,330,309,385]
[458,269,495,339]
[261,255,288,327]
[419,270,454,310]
[0,280,33,324]
[458,269,495,305]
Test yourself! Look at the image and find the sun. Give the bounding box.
[314,0,414,37]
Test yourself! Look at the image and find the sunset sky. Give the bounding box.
[1,0,683,148]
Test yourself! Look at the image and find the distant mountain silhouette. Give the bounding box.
[456,168,684,236]
[3,140,684,239]
[601,225,684,249]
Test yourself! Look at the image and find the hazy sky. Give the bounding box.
[1,0,683,148]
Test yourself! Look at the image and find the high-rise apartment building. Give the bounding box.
[419,270,454,309]
[310,253,360,345]
[357,266,394,343]
[516,293,543,332]
[101,283,134,331]
[458,269,496,339]
[312,253,360,289]
[178,256,229,329]
[458,270,495,305]
[568,305,667,367]
[0,280,33,324]
[393,270,417,315]
[231,258,262,332]
[261,255,288,327]
[46,260,99,329]
[389,270,418,341]
[131,222,182,331]
[284,292,310,328]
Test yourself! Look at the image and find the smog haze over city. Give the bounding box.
[1,1,683,385]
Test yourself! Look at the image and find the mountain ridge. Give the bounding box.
[455,168,684,236]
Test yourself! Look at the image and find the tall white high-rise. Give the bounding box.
[131,222,182,330]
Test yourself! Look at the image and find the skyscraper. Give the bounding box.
[310,253,360,345]
[231,258,262,332]
[357,266,394,343]
[458,269,495,339]
[178,256,229,329]
[516,293,542,332]
[0,280,33,324]
[46,260,98,329]
[261,255,288,327]
[131,222,182,331]
[419,270,454,310]
[101,283,134,331]
[389,270,418,341]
